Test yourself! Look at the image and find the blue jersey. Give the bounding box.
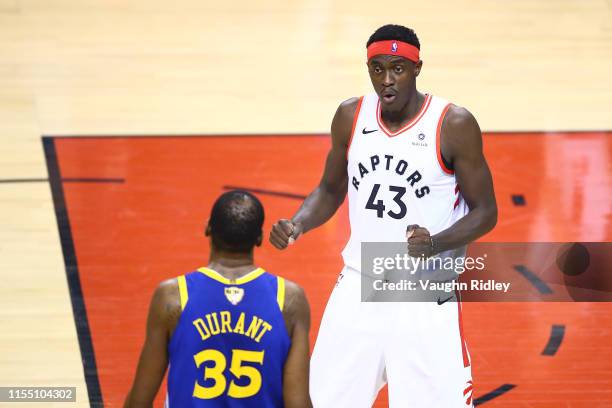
[167,267,291,407]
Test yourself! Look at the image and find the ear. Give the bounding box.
[255,231,263,247]
[414,60,423,77]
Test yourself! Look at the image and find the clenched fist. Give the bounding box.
[269,219,303,250]
[406,224,435,257]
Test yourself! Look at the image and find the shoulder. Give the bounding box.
[284,279,308,306]
[443,104,480,138]
[154,278,180,301]
[281,278,310,332]
[336,97,361,118]
[441,104,482,152]
[150,278,182,330]
[331,97,362,142]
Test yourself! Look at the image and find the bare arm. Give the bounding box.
[282,281,312,408]
[124,280,180,408]
[407,106,497,255]
[270,98,359,249]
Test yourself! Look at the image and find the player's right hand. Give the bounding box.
[270,219,303,250]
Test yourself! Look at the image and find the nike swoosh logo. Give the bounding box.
[362,128,377,134]
[437,295,454,305]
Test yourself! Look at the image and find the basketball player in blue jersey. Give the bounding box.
[125,190,312,408]
[270,25,497,407]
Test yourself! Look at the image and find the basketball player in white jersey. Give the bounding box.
[270,24,497,407]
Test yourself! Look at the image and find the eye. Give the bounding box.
[373,66,382,74]
[394,65,404,73]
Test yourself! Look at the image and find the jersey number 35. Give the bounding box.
[193,349,264,399]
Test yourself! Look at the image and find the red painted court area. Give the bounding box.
[52,133,612,407]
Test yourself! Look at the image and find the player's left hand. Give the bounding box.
[406,224,434,258]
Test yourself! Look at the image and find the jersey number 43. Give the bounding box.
[365,183,430,219]
[193,349,264,399]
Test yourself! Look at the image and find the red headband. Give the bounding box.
[367,40,420,63]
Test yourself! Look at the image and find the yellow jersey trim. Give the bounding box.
[197,267,265,285]
[276,277,286,311]
[177,275,188,310]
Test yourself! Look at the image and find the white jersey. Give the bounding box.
[342,92,469,272]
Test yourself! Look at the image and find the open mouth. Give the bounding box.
[381,90,397,104]
[382,94,396,103]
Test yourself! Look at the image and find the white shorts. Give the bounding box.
[310,266,474,408]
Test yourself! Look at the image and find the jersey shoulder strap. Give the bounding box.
[177,267,286,312]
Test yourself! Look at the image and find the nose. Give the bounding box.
[382,69,394,86]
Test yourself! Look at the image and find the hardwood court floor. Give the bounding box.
[0,1,611,407]
[45,132,612,407]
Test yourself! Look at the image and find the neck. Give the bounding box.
[207,247,257,280]
[381,89,424,131]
